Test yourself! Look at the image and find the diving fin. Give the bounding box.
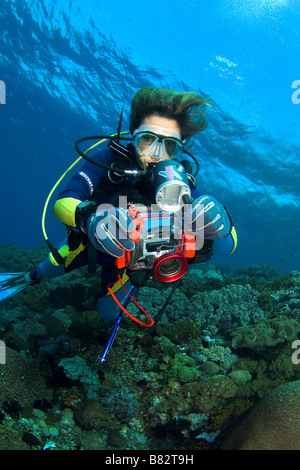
[0,273,33,302]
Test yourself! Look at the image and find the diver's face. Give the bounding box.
[133,115,182,171]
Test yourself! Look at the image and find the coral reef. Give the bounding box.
[1,243,300,450]
[231,316,300,350]
[58,356,100,399]
[0,347,52,408]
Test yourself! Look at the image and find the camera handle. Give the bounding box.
[148,278,180,335]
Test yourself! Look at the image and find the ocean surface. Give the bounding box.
[0,0,299,274]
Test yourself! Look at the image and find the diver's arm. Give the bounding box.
[53,149,113,227]
[53,197,83,227]
[210,202,238,254]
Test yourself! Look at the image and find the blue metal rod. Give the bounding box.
[99,313,123,363]
[99,285,138,363]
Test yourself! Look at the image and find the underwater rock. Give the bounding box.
[221,380,300,450]
[0,428,31,450]
[0,244,48,273]
[73,399,116,430]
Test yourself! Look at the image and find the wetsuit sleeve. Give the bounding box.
[53,148,113,227]
[53,197,82,227]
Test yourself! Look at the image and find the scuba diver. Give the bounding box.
[0,86,237,338]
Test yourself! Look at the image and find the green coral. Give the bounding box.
[231,315,300,350]
[156,319,201,342]
[59,356,100,399]
[165,353,200,383]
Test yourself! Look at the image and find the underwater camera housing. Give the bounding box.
[116,160,197,283]
[116,207,196,282]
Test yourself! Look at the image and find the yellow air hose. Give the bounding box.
[41,132,130,263]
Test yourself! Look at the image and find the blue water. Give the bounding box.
[0,0,299,273]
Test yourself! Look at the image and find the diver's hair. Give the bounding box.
[129,86,209,139]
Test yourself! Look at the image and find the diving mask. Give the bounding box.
[133,124,184,160]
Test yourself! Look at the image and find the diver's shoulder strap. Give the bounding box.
[89,142,154,207]
[107,140,136,183]
[89,141,136,204]
[108,140,136,167]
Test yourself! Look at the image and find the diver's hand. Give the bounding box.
[87,207,135,257]
[191,195,232,240]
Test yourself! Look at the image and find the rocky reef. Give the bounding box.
[0,242,300,450]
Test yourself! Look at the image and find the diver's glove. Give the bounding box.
[86,206,136,257]
[191,195,232,240]
[75,200,98,230]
